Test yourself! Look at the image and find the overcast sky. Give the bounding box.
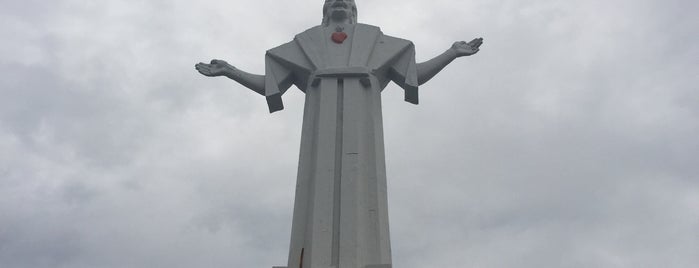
[1,0,698,267]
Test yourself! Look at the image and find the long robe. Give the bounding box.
[264,23,418,268]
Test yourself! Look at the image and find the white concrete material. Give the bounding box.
[194,1,483,267]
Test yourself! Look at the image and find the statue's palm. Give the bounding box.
[195,59,230,77]
[452,38,484,57]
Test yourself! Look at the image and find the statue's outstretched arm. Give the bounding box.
[417,38,483,85]
[195,59,265,95]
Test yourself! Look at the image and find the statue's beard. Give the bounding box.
[330,9,351,22]
[322,6,356,25]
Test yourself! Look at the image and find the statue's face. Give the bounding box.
[323,0,357,24]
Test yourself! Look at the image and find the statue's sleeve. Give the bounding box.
[389,44,419,104]
[264,54,294,113]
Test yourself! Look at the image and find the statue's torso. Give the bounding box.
[263,23,419,112]
[322,24,356,68]
[266,23,419,268]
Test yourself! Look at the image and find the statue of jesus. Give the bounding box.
[196,1,482,267]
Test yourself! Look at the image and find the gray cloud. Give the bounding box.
[1,0,697,267]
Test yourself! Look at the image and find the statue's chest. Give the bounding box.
[322,26,357,68]
[282,24,395,72]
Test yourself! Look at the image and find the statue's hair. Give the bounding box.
[322,1,358,25]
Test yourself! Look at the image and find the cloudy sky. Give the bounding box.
[1,0,697,267]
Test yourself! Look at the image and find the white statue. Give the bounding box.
[196,1,482,267]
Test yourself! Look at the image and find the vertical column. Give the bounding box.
[369,79,392,265]
[331,79,345,267]
[286,79,321,268]
[306,78,340,268]
[288,77,393,268]
[361,78,382,265]
[288,78,341,268]
[338,78,361,268]
[337,78,393,268]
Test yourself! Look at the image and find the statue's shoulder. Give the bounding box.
[355,23,414,47]
[356,23,380,31]
[266,26,318,54]
[294,25,324,39]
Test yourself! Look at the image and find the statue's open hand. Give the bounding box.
[452,38,483,57]
[195,59,233,77]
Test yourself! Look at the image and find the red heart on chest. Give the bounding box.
[331,32,348,44]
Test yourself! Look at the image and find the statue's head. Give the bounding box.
[322,0,358,25]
